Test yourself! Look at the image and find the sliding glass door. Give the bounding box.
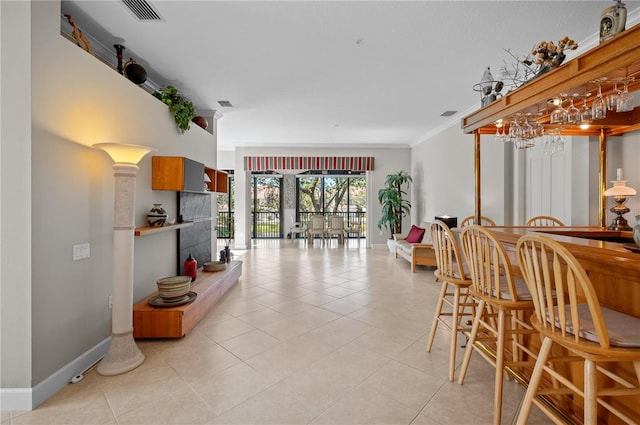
[251,175,282,238]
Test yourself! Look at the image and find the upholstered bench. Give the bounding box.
[393,223,436,272]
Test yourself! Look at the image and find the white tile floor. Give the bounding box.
[2,239,550,424]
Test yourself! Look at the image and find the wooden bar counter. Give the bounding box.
[133,260,242,338]
[490,227,640,317]
[484,227,640,424]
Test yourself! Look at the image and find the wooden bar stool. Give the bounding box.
[516,234,640,425]
[525,215,565,226]
[457,225,538,425]
[426,220,474,382]
[460,215,497,227]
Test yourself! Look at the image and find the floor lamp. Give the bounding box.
[93,142,155,375]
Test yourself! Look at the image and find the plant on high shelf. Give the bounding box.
[153,85,196,133]
[377,171,412,238]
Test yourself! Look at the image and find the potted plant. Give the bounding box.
[153,85,196,133]
[377,171,412,251]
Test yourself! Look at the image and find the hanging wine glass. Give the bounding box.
[616,77,634,112]
[533,112,545,138]
[550,94,567,124]
[591,78,607,120]
[579,93,592,129]
[566,94,582,125]
[606,80,620,111]
[494,119,505,142]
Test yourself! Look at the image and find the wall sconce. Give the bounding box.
[93,142,156,375]
[604,168,637,231]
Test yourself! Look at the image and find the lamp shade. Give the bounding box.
[93,143,156,165]
[604,180,637,197]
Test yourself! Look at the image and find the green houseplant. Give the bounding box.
[153,85,196,133]
[377,171,412,238]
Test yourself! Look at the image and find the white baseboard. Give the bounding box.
[0,337,109,411]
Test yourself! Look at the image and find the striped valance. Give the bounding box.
[244,156,375,171]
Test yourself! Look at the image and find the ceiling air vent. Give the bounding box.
[218,100,233,108]
[440,110,457,117]
[121,0,163,21]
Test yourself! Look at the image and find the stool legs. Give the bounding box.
[516,336,553,425]
[426,280,470,382]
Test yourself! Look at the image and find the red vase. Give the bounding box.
[183,253,197,282]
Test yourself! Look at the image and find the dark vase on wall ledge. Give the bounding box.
[123,59,147,85]
[192,116,208,130]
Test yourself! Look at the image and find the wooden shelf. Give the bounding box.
[134,222,193,236]
[462,23,640,135]
[133,260,242,338]
[153,156,226,194]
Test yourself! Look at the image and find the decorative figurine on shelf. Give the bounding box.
[64,14,93,54]
[114,44,125,74]
[219,239,232,263]
[526,36,578,78]
[600,0,627,43]
[183,253,197,282]
[473,67,504,107]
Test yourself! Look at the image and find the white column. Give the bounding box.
[93,143,154,376]
[97,163,144,375]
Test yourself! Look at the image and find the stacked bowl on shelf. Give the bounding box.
[156,276,191,302]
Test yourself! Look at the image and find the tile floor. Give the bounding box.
[2,239,550,424]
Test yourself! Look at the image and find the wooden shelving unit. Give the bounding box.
[460,24,640,226]
[462,24,640,135]
[134,222,193,236]
[133,260,242,338]
[153,156,228,194]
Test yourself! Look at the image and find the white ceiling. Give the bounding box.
[61,1,638,150]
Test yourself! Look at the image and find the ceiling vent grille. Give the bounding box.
[440,110,457,117]
[218,100,234,108]
[121,0,163,21]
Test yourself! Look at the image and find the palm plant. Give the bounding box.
[377,171,412,237]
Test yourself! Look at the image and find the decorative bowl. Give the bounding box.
[156,276,191,301]
[203,261,227,272]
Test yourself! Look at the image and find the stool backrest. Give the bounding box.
[430,220,469,282]
[460,225,520,302]
[461,215,497,227]
[526,216,565,227]
[516,234,609,349]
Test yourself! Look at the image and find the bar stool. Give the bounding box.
[457,225,538,425]
[426,220,474,382]
[516,234,640,425]
[525,215,565,226]
[460,215,497,227]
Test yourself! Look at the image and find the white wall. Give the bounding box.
[1,0,33,400]
[411,124,508,226]
[2,0,217,408]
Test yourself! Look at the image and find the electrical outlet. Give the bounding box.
[72,243,90,261]
[108,295,112,309]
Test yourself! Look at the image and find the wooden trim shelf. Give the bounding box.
[134,222,193,236]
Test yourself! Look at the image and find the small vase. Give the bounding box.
[633,215,640,247]
[224,246,231,263]
[146,203,168,227]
